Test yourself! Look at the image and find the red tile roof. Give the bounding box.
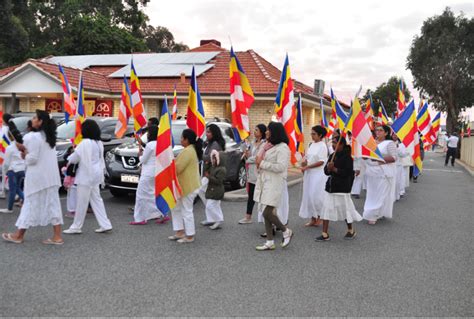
[0,43,339,105]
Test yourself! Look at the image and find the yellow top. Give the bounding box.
[176,145,201,197]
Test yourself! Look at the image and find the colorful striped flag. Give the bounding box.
[58,64,76,123]
[155,97,182,216]
[364,94,375,130]
[320,97,330,134]
[171,85,178,121]
[130,59,147,132]
[379,101,389,125]
[417,100,435,145]
[230,47,254,140]
[391,100,422,176]
[295,93,304,154]
[331,88,348,129]
[186,66,206,137]
[0,134,11,165]
[397,80,406,117]
[430,112,441,140]
[274,54,297,164]
[114,76,133,138]
[346,97,384,161]
[73,72,86,145]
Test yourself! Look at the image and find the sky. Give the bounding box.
[145,0,473,119]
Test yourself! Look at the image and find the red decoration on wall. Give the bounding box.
[94,100,113,117]
[45,99,63,113]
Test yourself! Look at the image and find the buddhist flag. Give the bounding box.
[364,95,375,130]
[320,97,330,134]
[347,97,384,161]
[379,101,389,125]
[295,93,304,154]
[392,100,422,176]
[466,122,471,137]
[0,133,10,165]
[130,59,147,132]
[397,80,406,117]
[155,97,182,216]
[431,112,441,139]
[186,66,206,137]
[417,100,435,145]
[274,54,297,164]
[73,72,86,145]
[58,64,76,123]
[171,85,178,121]
[230,47,254,140]
[330,88,348,129]
[115,76,133,138]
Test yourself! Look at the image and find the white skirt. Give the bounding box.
[363,175,395,221]
[298,169,327,218]
[320,192,362,223]
[134,175,163,222]
[16,186,63,229]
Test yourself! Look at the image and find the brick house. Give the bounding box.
[0,39,340,142]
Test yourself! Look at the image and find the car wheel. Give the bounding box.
[231,163,247,189]
[110,188,129,197]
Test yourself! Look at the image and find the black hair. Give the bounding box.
[312,125,327,138]
[332,135,347,146]
[256,124,267,139]
[182,128,203,161]
[380,125,392,140]
[36,110,56,148]
[27,120,34,132]
[267,122,289,145]
[81,119,101,141]
[148,125,158,142]
[206,123,226,150]
[2,113,12,125]
[148,117,159,126]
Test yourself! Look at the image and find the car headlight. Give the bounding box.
[105,150,115,162]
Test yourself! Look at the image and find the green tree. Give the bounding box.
[363,76,411,116]
[144,26,189,53]
[407,7,473,133]
[0,0,30,67]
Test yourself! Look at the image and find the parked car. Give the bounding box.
[104,120,247,197]
[56,116,135,170]
[11,112,65,135]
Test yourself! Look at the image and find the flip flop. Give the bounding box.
[156,216,171,224]
[129,220,147,225]
[42,238,64,245]
[2,233,23,244]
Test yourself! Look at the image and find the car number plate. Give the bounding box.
[121,174,139,184]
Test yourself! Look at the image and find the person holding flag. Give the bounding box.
[298,125,328,227]
[362,125,398,225]
[169,129,203,243]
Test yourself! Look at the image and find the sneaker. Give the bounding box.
[256,242,276,251]
[177,237,195,244]
[0,193,6,199]
[315,234,330,242]
[0,208,13,214]
[281,228,293,248]
[63,228,82,234]
[95,227,112,233]
[368,220,377,225]
[200,220,213,226]
[344,231,357,240]
[209,222,222,230]
[238,218,252,224]
[168,234,185,241]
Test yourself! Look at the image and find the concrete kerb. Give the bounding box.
[456,159,474,177]
[223,176,303,202]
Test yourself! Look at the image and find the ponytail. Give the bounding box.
[36,109,57,148]
[182,128,203,161]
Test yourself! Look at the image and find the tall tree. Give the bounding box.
[144,26,189,53]
[407,7,473,133]
[0,0,30,67]
[363,76,411,116]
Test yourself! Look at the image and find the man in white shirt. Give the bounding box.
[445,133,459,167]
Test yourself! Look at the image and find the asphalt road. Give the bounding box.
[0,152,472,316]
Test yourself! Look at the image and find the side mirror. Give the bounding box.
[101,133,112,142]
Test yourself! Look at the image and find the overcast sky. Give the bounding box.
[145,0,472,107]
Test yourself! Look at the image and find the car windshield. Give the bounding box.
[57,121,76,140]
[11,117,31,133]
[140,123,185,145]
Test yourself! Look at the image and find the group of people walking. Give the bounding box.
[1,110,421,250]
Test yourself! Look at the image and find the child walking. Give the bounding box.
[204,150,227,230]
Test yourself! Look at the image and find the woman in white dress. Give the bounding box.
[2,110,63,245]
[351,157,365,198]
[363,125,398,225]
[298,125,328,227]
[63,120,112,234]
[392,133,410,200]
[316,136,362,241]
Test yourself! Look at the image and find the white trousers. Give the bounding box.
[205,199,224,223]
[197,177,208,205]
[70,185,112,230]
[172,190,198,236]
[66,185,77,213]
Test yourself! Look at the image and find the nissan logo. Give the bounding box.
[127,157,137,166]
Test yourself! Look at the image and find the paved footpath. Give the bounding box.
[0,152,473,316]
